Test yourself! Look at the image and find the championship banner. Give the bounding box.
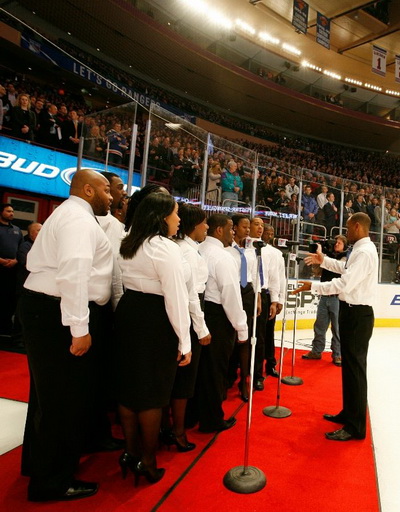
[292,0,309,35]
[395,55,400,84]
[372,45,387,77]
[316,12,330,50]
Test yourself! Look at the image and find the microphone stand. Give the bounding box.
[223,241,267,494]
[281,250,303,386]
[262,247,293,419]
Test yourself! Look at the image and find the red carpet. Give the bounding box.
[0,349,380,512]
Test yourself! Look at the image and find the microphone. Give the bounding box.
[253,240,266,250]
[271,238,301,248]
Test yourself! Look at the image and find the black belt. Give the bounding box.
[340,301,372,309]
[24,289,61,302]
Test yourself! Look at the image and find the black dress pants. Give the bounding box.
[20,292,97,498]
[197,301,235,431]
[339,301,374,438]
[254,291,277,380]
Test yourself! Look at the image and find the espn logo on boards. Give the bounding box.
[390,295,400,305]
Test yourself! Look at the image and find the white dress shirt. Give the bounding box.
[97,212,125,309]
[177,236,209,340]
[225,241,258,291]
[199,236,248,341]
[317,192,328,209]
[118,236,191,355]
[260,243,284,304]
[25,196,113,337]
[311,237,378,306]
[97,212,125,255]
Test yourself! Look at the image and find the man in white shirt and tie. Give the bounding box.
[197,214,248,432]
[293,213,378,441]
[19,170,114,501]
[250,219,284,388]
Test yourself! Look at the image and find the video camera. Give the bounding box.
[309,239,337,255]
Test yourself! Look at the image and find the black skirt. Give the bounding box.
[114,289,178,411]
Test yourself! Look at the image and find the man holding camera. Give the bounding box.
[302,234,347,366]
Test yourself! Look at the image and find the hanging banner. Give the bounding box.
[395,55,400,84]
[292,0,309,35]
[372,45,387,77]
[316,12,330,50]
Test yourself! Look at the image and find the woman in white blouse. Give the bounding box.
[161,203,211,451]
[115,193,191,485]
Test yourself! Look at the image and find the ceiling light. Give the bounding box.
[235,19,256,36]
[282,43,301,56]
[258,32,279,45]
[323,70,341,80]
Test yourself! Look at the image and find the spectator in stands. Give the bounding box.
[31,98,44,130]
[342,197,354,226]
[285,176,299,199]
[37,103,61,148]
[288,193,298,214]
[11,94,36,141]
[206,162,222,202]
[221,160,243,208]
[84,124,105,159]
[302,185,318,236]
[274,188,290,213]
[62,110,82,153]
[367,196,379,232]
[261,176,275,207]
[323,192,338,237]
[56,104,68,125]
[353,193,367,214]
[317,185,329,210]
[7,83,18,107]
[106,122,128,165]
[384,208,400,236]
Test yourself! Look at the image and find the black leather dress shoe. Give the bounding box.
[325,429,364,441]
[266,368,279,378]
[323,413,346,424]
[199,417,237,433]
[28,480,99,502]
[254,379,264,391]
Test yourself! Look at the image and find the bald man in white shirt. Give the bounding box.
[293,213,378,442]
[19,170,114,502]
[197,214,248,433]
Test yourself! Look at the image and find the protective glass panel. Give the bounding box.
[205,134,256,215]
[82,102,137,171]
[145,103,208,204]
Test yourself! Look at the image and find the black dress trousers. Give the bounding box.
[20,292,97,499]
[196,301,235,431]
[338,301,374,438]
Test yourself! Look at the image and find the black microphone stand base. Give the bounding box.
[223,465,266,494]
[262,405,292,418]
[281,376,304,386]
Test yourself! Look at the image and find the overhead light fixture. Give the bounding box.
[282,43,301,56]
[323,70,341,80]
[235,19,256,36]
[258,32,279,45]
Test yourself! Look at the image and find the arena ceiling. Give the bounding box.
[2,0,400,152]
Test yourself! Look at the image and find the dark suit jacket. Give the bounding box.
[62,120,82,153]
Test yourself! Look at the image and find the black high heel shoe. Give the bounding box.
[172,432,196,452]
[239,380,249,402]
[160,429,196,452]
[119,452,140,479]
[132,461,165,486]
